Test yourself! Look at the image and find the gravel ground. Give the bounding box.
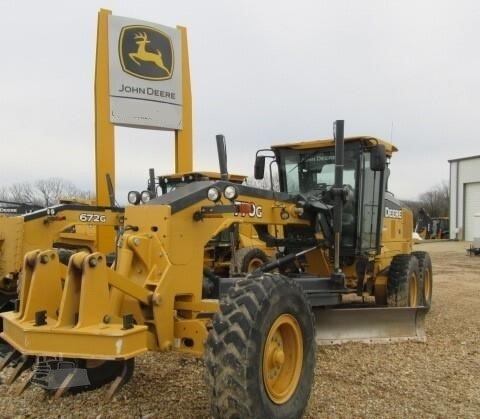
[0,240,479,418]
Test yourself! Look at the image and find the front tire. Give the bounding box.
[205,273,315,419]
[387,254,420,307]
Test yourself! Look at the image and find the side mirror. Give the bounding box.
[370,145,386,171]
[254,156,266,179]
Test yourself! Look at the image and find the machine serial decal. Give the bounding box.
[234,201,263,218]
[79,213,107,223]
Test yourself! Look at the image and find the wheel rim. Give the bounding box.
[263,314,303,404]
[409,272,419,306]
[247,257,265,272]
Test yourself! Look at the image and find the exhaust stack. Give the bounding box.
[331,120,345,285]
[216,134,229,181]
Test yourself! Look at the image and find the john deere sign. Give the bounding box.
[108,16,182,129]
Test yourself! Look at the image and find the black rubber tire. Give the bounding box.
[231,246,269,274]
[411,251,433,311]
[387,254,420,307]
[32,357,134,393]
[205,273,315,419]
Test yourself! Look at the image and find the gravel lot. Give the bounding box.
[0,240,478,418]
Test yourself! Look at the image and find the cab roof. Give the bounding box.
[271,136,398,156]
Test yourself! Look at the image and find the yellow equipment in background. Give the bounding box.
[1,121,432,419]
[415,209,449,240]
[0,200,124,311]
[127,169,277,275]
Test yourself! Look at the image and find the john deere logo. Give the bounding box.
[119,25,173,80]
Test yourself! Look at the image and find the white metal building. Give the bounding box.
[449,155,480,241]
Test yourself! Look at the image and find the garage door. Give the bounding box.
[464,182,480,241]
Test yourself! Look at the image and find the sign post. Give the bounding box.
[94,9,192,251]
[95,9,115,252]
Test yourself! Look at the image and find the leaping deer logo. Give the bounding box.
[129,32,171,77]
[119,25,174,81]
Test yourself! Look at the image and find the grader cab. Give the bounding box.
[0,121,432,419]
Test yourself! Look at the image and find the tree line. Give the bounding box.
[1,176,449,224]
[0,178,94,208]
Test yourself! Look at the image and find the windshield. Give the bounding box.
[282,149,356,195]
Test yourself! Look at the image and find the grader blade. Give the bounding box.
[313,306,428,345]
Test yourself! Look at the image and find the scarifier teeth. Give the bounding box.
[105,361,131,401]
[13,370,35,395]
[0,349,21,373]
[0,355,133,398]
[3,355,34,385]
[54,371,77,399]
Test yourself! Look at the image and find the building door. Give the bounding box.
[464,182,480,241]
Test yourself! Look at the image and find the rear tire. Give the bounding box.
[231,247,269,274]
[411,251,432,310]
[205,273,315,419]
[387,254,420,307]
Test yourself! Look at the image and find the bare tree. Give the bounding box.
[35,178,95,206]
[418,181,449,217]
[0,178,94,208]
[0,186,8,201]
[8,182,40,205]
[36,178,71,207]
[402,181,450,233]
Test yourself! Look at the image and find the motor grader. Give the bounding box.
[0,199,124,312]
[0,121,432,419]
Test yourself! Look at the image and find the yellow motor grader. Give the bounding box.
[1,121,432,419]
[0,199,124,312]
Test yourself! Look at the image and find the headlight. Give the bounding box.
[128,191,141,205]
[141,190,152,203]
[224,185,238,200]
[207,187,221,202]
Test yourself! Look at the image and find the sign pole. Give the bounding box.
[95,8,115,252]
[175,26,193,173]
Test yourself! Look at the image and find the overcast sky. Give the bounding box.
[1,0,479,202]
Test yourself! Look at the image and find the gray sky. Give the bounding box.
[1,0,479,202]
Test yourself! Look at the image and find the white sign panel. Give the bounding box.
[108,15,182,129]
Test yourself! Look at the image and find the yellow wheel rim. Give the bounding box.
[409,272,419,306]
[247,257,265,272]
[263,314,303,404]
